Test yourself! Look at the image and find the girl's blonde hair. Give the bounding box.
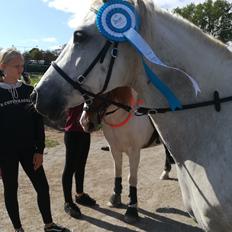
[0,48,24,82]
[0,48,23,65]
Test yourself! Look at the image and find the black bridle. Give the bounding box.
[52,41,114,100]
[51,40,232,116]
[51,40,131,112]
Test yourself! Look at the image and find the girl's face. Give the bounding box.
[1,55,24,82]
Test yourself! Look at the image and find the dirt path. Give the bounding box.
[0,129,203,232]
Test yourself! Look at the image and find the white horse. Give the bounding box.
[32,0,232,231]
[80,86,175,223]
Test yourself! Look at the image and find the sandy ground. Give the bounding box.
[0,128,203,232]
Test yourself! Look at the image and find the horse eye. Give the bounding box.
[73,31,86,44]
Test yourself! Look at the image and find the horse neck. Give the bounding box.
[135,5,232,104]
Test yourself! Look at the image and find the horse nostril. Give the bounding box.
[30,90,38,104]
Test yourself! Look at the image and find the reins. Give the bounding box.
[92,90,232,118]
[134,91,230,116]
[103,96,136,128]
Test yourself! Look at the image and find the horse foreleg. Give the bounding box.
[108,149,123,207]
[124,149,140,223]
[160,145,175,180]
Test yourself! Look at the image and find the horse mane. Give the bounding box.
[91,0,232,59]
[91,0,231,59]
[137,0,232,59]
[90,0,231,97]
[108,87,133,105]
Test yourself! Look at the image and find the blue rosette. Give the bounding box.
[96,0,140,42]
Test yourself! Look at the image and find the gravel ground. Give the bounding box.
[0,129,203,232]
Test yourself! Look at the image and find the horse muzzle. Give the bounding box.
[31,89,66,121]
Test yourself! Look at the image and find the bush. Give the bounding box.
[25,64,49,73]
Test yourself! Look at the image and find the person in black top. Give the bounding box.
[0,48,70,232]
[21,71,31,85]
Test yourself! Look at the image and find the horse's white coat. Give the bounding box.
[34,0,232,231]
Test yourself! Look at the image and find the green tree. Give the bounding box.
[23,51,31,63]
[28,48,44,61]
[42,50,58,65]
[174,0,232,43]
[23,47,61,64]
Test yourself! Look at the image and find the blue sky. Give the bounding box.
[0,0,231,51]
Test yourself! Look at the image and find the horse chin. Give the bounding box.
[82,124,98,133]
[35,103,66,122]
[44,114,66,131]
[84,126,94,133]
[45,110,66,122]
[32,92,67,122]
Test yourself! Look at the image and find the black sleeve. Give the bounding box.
[26,84,45,154]
[33,110,45,154]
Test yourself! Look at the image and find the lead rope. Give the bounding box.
[135,91,231,116]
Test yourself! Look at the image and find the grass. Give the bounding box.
[45,138,60,148]
[30,73,42,86]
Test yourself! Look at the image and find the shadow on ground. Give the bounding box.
[80,205,203,232]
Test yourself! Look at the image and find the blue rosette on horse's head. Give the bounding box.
[96,0,140,42]
[96,0,200,111]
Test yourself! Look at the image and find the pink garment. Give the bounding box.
[64,104,85,132]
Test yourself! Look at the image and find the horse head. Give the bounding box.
[32,0,149,120]
[80,98,109,133]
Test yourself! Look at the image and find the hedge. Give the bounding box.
[25,64,50,73]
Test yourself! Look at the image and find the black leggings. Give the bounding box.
[0,149,52,229]
[62,131,90,203]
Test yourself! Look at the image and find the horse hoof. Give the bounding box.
[124,206,139,224]
[160,171,170,180]
[107,193,122,207]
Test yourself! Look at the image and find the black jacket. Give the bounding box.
[0,81,45,155]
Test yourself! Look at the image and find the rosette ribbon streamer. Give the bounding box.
[96,0,200,110]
